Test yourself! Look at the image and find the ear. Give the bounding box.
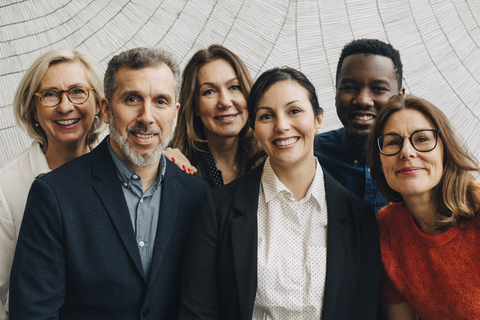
[176,102,180,111]
[100,98,110,124]
[314,112,324,134]
[399,87,406,97]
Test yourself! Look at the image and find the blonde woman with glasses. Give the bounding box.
[0,48,105,319]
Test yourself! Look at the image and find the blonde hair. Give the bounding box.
[14,48,105,152]
[367,94,480,230]
[170,45,263,179]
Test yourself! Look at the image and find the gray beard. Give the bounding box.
[109,109,177,168]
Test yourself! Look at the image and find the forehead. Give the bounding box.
[383,109,436,133]
[198,59,236,82]
[40,60,89,88]
[259,80,310,106]
[114,64,175,95]
[337,54,397,86]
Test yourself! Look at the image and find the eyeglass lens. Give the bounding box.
[379,130,437,155]
[41,87,90,106]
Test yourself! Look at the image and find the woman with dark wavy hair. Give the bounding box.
[367,94,480,320]
[169,44,263,187]
[180,67,380,319]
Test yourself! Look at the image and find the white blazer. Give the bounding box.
[0,141,50,320]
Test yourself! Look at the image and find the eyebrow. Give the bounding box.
[199,77,239,88]
[38,83,88,91]
[256,100,302,111]
[383,128,435,135]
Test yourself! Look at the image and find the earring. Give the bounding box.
[314,128,319,135]
[95,115,99,119]
[35,122,39,127]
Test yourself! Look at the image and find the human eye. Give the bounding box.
[384,136,402,146]
[289,108,301,115]
[413,132,433,143]
[230,85,241,91]
[202,89,214,96]
[69,87,88,97]
[125,96,141,105]
[42,90,59,98]
[339,84,356,91]
[155,99,168,106]
[372,86,390,93]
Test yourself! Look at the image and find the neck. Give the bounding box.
[205,131,240,184]
[109,139,161,192]
[403,193,440,235]
[270,154,317,201]
[130,161,160,192]
[45,141,91,170]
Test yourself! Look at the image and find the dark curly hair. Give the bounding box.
[336,38,403,90]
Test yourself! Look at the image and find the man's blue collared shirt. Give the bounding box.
[314,127,387,213]
[108,142,166,278]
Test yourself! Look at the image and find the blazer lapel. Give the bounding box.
[91,138,145,280]
[231,164,264,320]
[147,161,181,287]
[322,170,351,320]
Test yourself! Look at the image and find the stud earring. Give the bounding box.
[35,123,39,127]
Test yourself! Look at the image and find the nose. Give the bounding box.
[398,137,416,160]
[217,90,232,109]
[354,88,374,108]
[274,114,290,133]
[56,92,74,114]
[137,102,155,126]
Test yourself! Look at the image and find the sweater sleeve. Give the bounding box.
[380,267,405,304]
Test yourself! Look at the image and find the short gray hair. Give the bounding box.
[14,48,105,152]
[104,47,181,102]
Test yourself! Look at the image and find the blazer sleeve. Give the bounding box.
[180,190,220,320]
[9,178,66,320]
[0,188,14,320]
[353,200,381,319]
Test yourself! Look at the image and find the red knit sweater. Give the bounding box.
[377,202,480,319]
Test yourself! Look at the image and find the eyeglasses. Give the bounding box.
[34,86,94,107]
[377,129,440,156]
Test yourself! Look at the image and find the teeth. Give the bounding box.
[55,119,78,125]
[354,115,373,121]
[134,133,155,139]
[217,115,235,120]
[274,138,297,146]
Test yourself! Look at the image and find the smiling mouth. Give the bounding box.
[55,119,80,126]
[215,114,237,120]
[352,114,375,121]
[132,132,156,139]
[274,137,299,146]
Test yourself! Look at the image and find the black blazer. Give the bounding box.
[9,137,209,320]
[180,162,381,320]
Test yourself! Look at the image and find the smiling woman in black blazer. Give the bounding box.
[180,67,381,320]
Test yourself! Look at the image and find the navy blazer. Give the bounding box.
[9,137,209,320]
[180,162,381,320]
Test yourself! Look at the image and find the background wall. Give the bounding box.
[1,0,479,166]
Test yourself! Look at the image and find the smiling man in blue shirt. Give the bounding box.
[315,39,405,213]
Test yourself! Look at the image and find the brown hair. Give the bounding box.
[367,94,479,230]
[170,44,263,178]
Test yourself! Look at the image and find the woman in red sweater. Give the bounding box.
[366,94,480,320]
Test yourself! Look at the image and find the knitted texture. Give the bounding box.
[377,202,480,320]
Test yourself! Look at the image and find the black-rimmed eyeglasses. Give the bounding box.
[377,129,440,156]
[34,86,94,107]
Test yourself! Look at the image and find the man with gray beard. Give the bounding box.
[9,48,209,320]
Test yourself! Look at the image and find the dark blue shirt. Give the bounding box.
[314,127,387,213]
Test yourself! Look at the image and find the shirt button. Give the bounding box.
[354,159,358,164]
[368,168,371,172]
[140,198,144,203]
[123,182,128,187]
[142,308,150,317]
[133,175,139,179]
[139,241,145,247]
